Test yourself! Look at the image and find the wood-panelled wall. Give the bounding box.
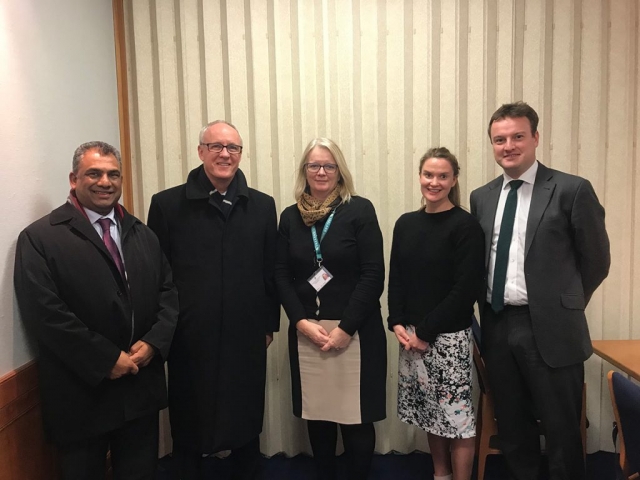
[0,362,58,480]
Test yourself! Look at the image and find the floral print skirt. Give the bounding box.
[397,327,475,439]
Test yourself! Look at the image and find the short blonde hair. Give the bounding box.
[294,138,356,204]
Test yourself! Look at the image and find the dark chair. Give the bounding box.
[471,316,499,480]
[471,315,587,480]
[608,370,640,480]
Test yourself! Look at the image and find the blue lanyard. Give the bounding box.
[311,209,336,265]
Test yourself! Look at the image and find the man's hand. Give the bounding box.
[393,325,412,351]
[320,326,351,352]
[108,351,139,379]
[296,319,330,348]
[266,333,274,348]
[129,340,155,367]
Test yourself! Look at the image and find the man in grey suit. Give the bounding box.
[470,102,610,480]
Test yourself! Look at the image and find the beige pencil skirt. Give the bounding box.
[296,319,362,424]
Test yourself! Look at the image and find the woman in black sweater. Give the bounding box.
[275,138,386,480]
[388,147,484,480]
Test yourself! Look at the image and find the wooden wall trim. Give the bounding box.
[112,0,134,214]
[0,360,38,431]
[0,361,59,480]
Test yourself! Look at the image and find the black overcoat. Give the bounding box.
[147,167,280,453]
[14,202,178,444]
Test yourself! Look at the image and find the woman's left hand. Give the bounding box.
[321,327,352,352]
[407,332,429,353]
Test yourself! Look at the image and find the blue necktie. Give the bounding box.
[491,180,524,313]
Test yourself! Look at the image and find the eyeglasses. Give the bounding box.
[200,143,243,154]
[305,163,338,174]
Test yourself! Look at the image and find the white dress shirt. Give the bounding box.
[486,161,538,305]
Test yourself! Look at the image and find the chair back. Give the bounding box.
[471,313,482,350]
[471,315,490,395]
[608,371,640,477]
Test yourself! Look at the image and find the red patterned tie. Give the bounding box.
[97,218,126,279]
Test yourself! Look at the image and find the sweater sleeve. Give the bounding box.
[274,208,308,325]
[338,200,385,336]
[415,217,485,343]
[387,216,407,330]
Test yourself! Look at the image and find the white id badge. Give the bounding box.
[307,266,333,292]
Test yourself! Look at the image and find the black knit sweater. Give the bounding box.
[387,206,485,343]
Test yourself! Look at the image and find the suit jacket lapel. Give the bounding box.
[481,177,503,267]
[70,213,130,291]
[525,163,556,258]
[52,203,120,271]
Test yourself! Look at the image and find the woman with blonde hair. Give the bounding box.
[275,138,386,480]
[388,147,484,480]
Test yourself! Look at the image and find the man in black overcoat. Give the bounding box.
[147,120,280,479]
[14,141,179,480]
[470,102,610,480]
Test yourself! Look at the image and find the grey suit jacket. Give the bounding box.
[470,162,610,368]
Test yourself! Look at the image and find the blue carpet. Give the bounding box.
[157,450,616,479]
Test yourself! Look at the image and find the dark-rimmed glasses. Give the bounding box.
[305,163,338,174]
[200,143,243,154]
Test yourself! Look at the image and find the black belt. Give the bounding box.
[486,303,529,314]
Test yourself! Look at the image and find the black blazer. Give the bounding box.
[470,162,610,368]
[14,202,178,444]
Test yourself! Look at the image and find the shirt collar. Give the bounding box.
[502,160,538,189]
[84,207,116,225]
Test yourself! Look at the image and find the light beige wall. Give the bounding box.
[1,0,120,375]
[124,0,640,454]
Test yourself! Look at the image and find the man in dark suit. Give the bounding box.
[14,141,178,480]
[470,102,610,480]
[147,120,279,480]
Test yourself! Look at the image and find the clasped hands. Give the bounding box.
[392,325,429,353]
[297,319,351,352]
[108,340,155,380]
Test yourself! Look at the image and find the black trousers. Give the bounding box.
[307,420,375,480]
[172,436,262,480]
[57,413,159,480]
[482,305,585,480]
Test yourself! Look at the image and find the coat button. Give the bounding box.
[116,290,122,297]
